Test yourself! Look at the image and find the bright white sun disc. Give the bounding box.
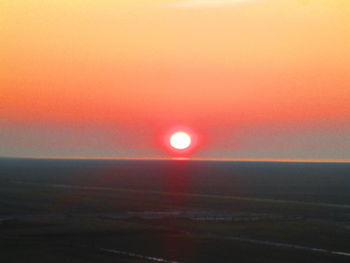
[170,132,191,150]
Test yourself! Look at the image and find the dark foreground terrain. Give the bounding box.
[0,158,350,262]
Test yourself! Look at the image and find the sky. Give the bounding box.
[1,0,350,160]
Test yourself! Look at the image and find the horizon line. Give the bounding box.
[1,156,350,163]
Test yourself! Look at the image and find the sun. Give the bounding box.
[170,131,191,150]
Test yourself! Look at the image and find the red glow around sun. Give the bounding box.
[162,126,199,156]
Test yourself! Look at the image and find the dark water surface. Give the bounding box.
[1,158,350,263]
[1,158,349,204]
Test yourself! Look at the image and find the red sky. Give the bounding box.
[1,0,350,160]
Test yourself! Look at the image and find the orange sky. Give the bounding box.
[1,0,350,159]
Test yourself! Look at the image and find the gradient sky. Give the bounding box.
[1,0,350,160]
